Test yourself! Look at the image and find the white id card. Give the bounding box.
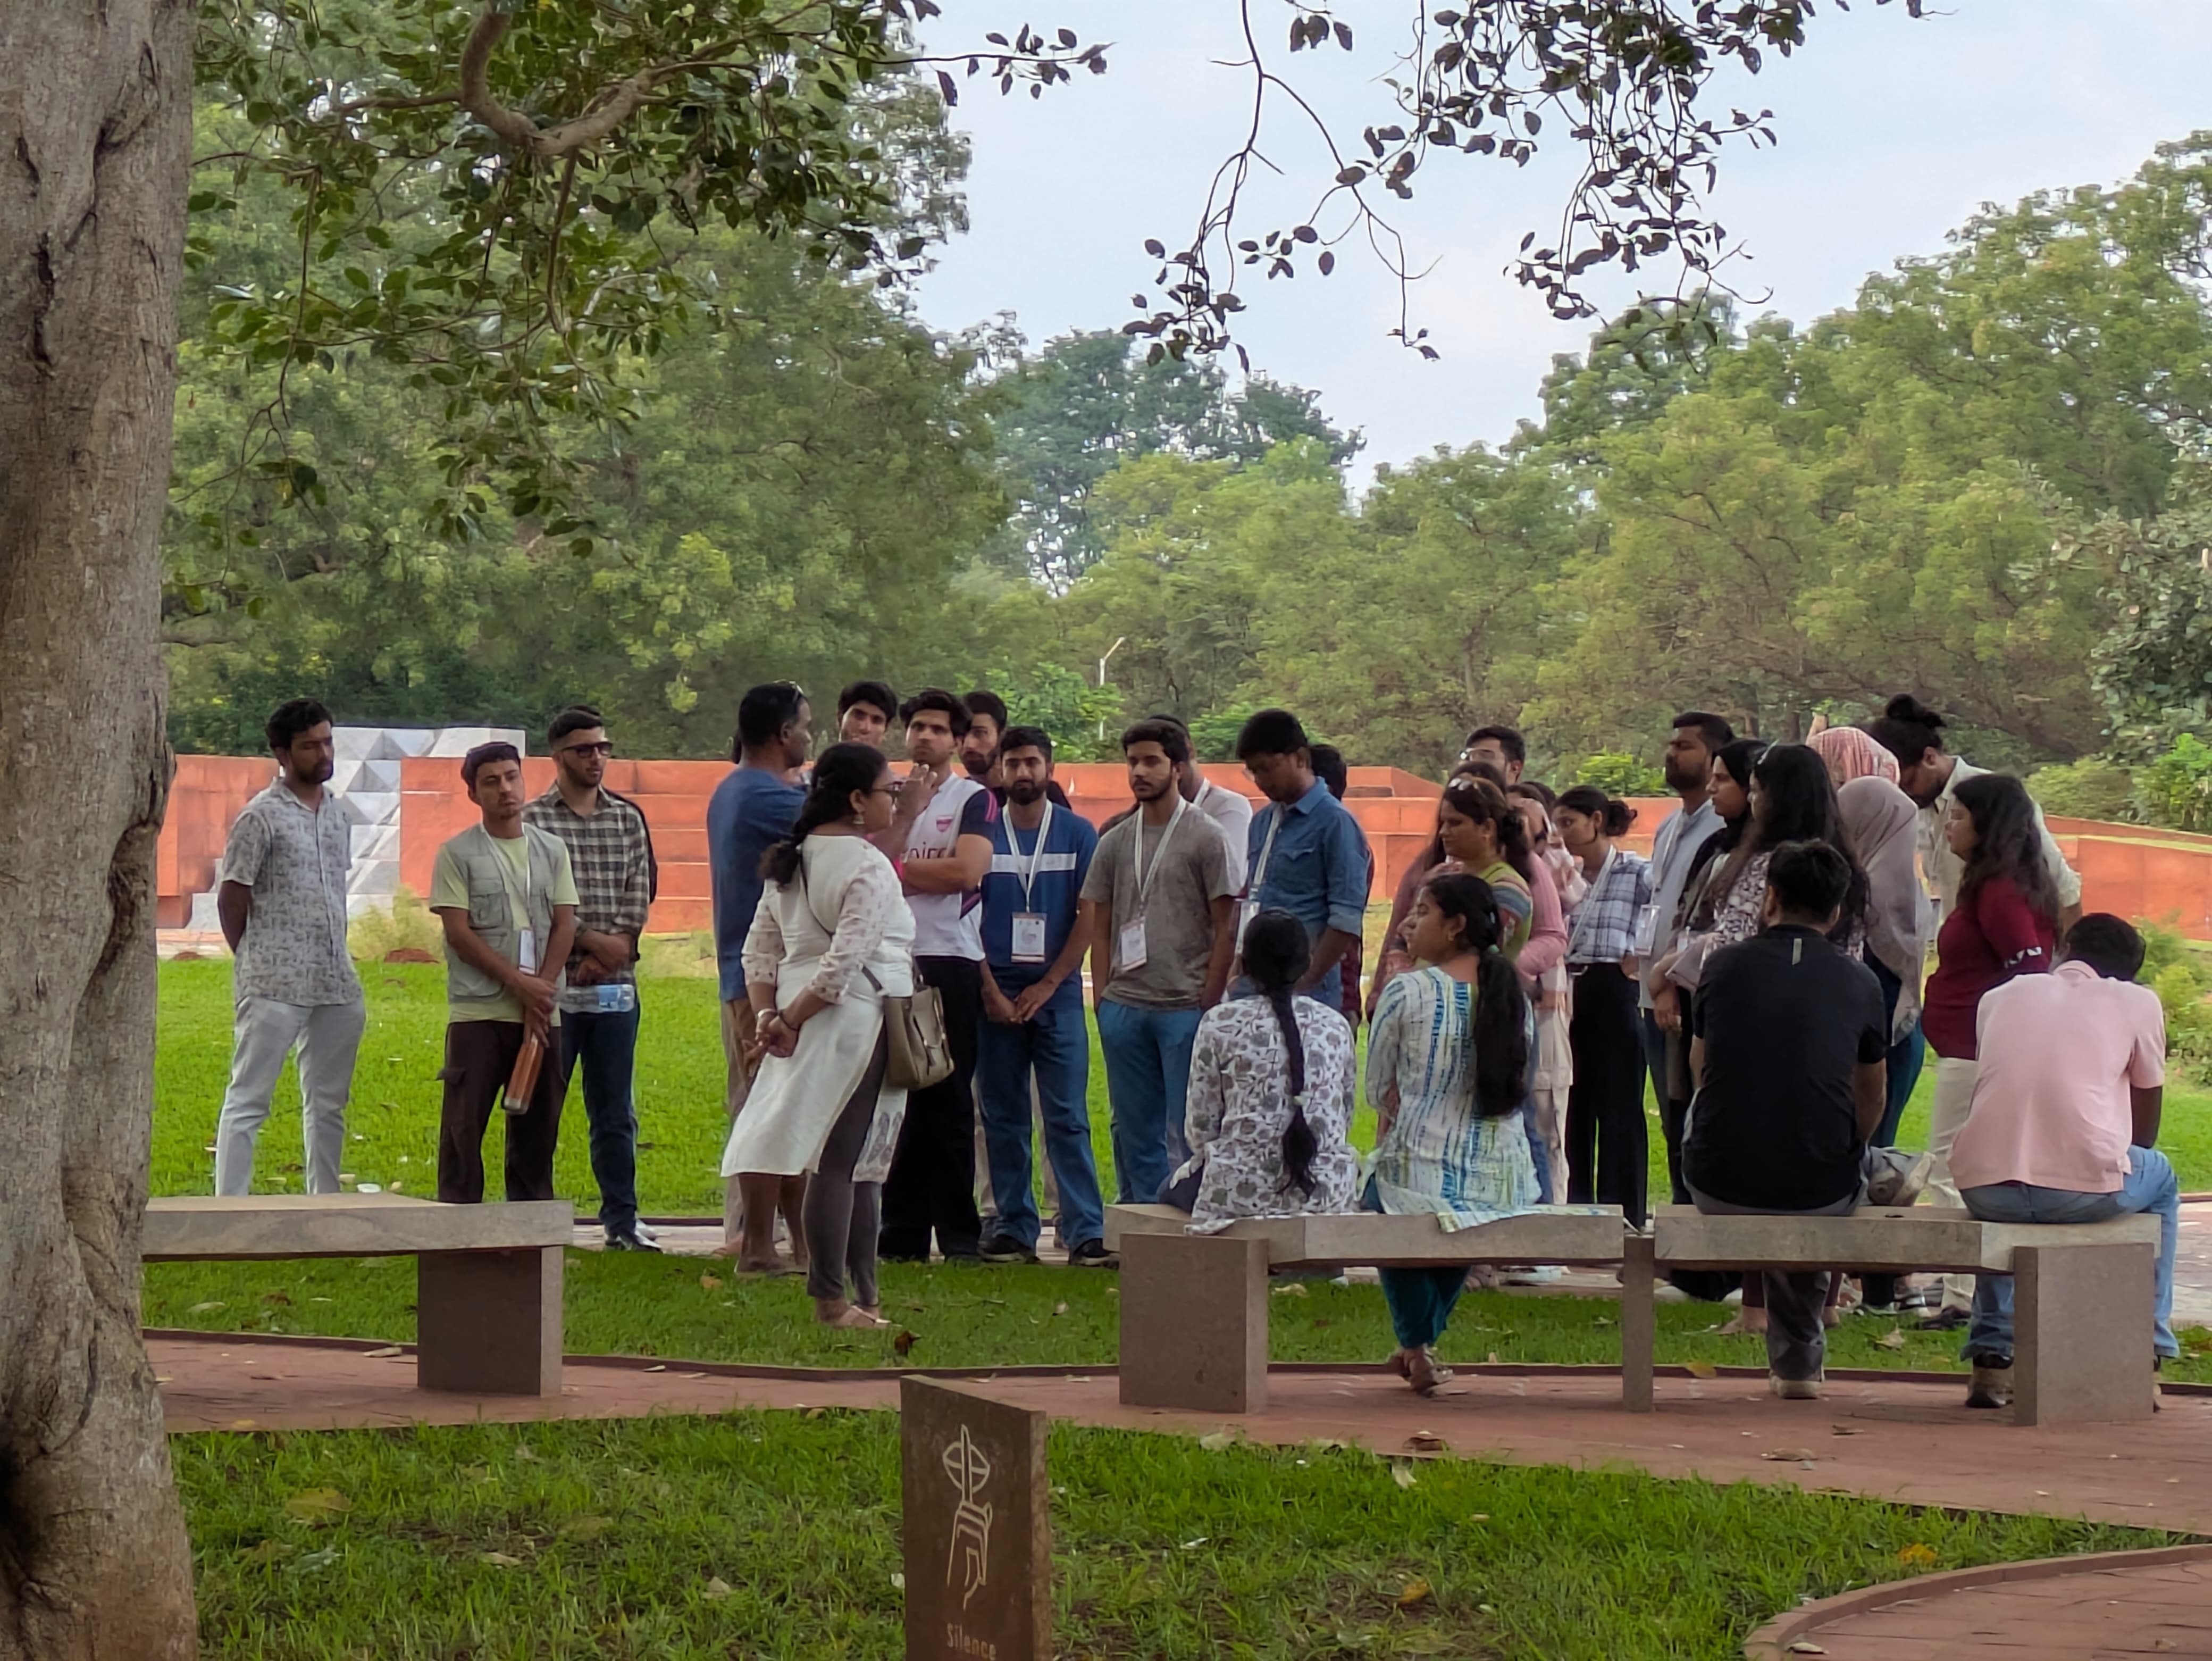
[518,928,540,974]
[1117,917,1149,971]
[1630,904,1659,959]
[1011,913,1048,964]
[1237,899,1259,953]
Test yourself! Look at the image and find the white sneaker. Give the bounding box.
[1770,1374,1823,1400]
[634,1220,658,1245]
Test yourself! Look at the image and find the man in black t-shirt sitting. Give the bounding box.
[1686,841,1931,1399]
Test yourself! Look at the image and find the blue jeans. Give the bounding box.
[1517,1101,1554,1204]
[1095,1000,1204,1206]
[1866,957,1926,1148]
[976,997,1105,1251]
[1962,1146,2180,1363]
[558,999,641,1236]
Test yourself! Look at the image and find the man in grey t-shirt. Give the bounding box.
[1078,720,1237,1205]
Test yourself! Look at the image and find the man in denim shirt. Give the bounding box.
[1235,710,1372,1011]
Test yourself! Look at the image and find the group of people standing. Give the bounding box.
[209,683,2180,1410]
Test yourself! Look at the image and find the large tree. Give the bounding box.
[2,0,1918,1650]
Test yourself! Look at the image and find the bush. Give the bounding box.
[2140,921,2212,1079]
[1573,751,1668,797]
[2137,734,2212,833]
[346,886,442,962]
[2026,758,2136,823]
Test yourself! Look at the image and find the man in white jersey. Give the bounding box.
[878,688,995,1262]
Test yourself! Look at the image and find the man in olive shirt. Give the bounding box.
[1080,719,1237,1204]
[429,742,579,1204]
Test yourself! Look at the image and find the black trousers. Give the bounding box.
[437,1019,569,1204]
[1564,963,1649,1228]
[878,955,984,1261]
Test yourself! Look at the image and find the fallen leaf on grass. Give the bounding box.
[283,1488,351,1523]
[890,1572,906,1591]
[1874,1328,1908,1350]
[238,1539,295,1565]
[893,1330,919,1357]
[702,1576,733,1600]
[1179,1537,1209,1550]
[1198,1431,1239,1452]
[481,1552,523,1567]
[1404,1431,1446,1455]
[699,1273,724,1292]
[1053,1301,1068,1316]
[1683,1359,1717,1379]
[186,1301,226,1316]
[804,1407,826,1420]
[1392,1463,1419,1490]
[1896,1543,1938,1568]
[1486,1351,1501,1365]
[1468,1514,1489,1523]
[1762,1449,1817,1463]
[1272,1283,1308,1298]
[1396,1578,1432,1608]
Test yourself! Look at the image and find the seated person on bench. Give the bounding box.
[1949,912,2177,1411]
[1685,840,1929,1401]
[1365,872,1539,1397]
[1163,909,1359,1226]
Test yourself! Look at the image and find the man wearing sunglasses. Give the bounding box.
[523,705,659,1250]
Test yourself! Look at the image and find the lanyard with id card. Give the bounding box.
[1117,796,1188,971]
[1007,803,1054,964]
[1237,809,1283,953]
[490,836,540,973]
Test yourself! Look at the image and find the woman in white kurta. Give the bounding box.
[720,744,914,1326]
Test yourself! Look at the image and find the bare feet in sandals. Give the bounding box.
[1405,1346,1454,1396]
[815,1298,889,1328]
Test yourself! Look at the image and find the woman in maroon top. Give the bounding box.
[1917,772,2059,1330]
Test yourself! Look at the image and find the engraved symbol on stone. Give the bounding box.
[941,1423,993,1608]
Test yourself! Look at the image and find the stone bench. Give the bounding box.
[1103,1201,1629,1412]
[1623,1204,2164,1424]
[144,1193,573,1396]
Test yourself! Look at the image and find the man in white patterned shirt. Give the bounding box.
[213,698,364,1195]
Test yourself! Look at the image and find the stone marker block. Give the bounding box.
[1118,1231,1269,1413]
[1621,1232,1656,1412]
[2015,1240,2156,1426]
[900,1377,1049,1661]
[416,1246,563,1396]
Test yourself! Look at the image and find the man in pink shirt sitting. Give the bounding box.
[1949,913,2175,1410]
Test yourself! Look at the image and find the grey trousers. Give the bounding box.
[805,1031,889,1307]
[215,995,366,1195]
[1690,1146,1918,1382]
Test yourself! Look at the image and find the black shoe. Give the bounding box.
[979,1234,1038,1264]
[1915,1306,1970,1332]
[1068,1239,1119,1269]
[603,1228,662,1253]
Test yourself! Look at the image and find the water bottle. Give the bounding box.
[594,982,637,1015]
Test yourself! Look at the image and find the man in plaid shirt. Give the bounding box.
[524,706,659,1250]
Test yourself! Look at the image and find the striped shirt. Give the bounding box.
[522,786,652,992]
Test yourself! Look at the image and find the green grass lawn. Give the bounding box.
[180,1411,2163,1660]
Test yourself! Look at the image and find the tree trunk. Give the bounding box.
[0,1,196,1656]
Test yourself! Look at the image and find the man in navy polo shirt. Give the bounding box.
[974,727,1110,1266]
[1235,710,1371,1011]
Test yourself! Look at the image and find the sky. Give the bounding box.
[913,1,2212,477]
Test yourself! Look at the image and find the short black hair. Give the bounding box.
[1764,839,1852,922]
[1509,779,1557,812]
[737,682,808,751]
[460,741,521,789]
[1310,743,1348,800]
[1464,725,1526,766]
[837,680,898,722]
[266,697,333,753]
[1866,694,1949,769]
[1120,718,1191,767]
[899,687,971,738]
[963,690,1010,732]
[547,704,605,748]
[1671,710,1736,754]
[999,724,1053,761]
[2064,913,2147,981]
[1235,708,1309,762]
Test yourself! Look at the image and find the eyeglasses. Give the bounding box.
[560,741,614,758]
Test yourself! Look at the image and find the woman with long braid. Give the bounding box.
[1167,910,1359,1226]
[1365,871,1538,1395]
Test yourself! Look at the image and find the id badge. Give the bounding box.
[518,928,540,974]
[1117,916,1149,971]
[1011,913,1048,964]
[1236,899,1259,953]
[1630,904,1658,959]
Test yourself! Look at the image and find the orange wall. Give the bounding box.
[156,764,2212,941]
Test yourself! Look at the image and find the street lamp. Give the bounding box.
[1096,636,1127,742]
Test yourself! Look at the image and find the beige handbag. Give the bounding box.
[799,845,953,1091]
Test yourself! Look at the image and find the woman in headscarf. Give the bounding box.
[1811,724,1901,789]
[1839,771,1934,1315]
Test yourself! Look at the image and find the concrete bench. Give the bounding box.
[1104,1201,1629,1413]
[1623,1204,2164,1424]
[145,1193,573,1396]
